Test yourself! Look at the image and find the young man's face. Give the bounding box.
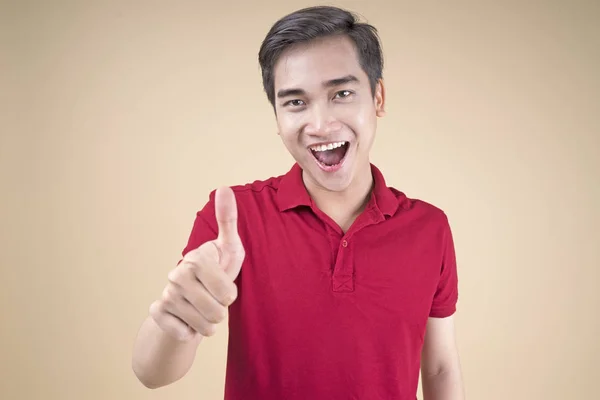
[273,34,385,193]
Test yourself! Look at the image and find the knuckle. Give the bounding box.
[185,252,213,279]
[199,323,217,337]
[149,300,162,319]
[167,267,181,284]
[221,285,238,306]
[205,306,227,324]
[149,302,170,327]
[183,247,211,269]
[183,245,203,260]
[199,243,220,265]
[183,254,200,271]
[161,285,179,305]
[181,259,200,275]
[178,328,195,342]
[203,272,227,294]
[169,266,193,285]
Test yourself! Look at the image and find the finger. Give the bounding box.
[214,186,241,246]
[183,281,229,324]
[168,265,235,314]
[219,242,245,280]
[184,242,238,306]
[149,300,196,341]
[161,294,218,337]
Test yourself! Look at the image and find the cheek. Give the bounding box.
[340,102,376,134]
[276,123,301,153]
[277,115,304,141]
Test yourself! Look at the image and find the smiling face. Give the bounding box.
[273,34,385,194]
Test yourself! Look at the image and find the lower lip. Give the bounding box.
[310,144,350,173]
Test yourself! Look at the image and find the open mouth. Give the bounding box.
[309,141,349,169]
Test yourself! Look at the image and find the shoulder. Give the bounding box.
[372,164,450,228]
[199,170,288,218]
[388,186,452,233]
[216,171,286,204]
[390,185,448,217]
[231,174,284,198]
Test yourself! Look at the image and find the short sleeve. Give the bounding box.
[429,216,459,318]
[177,190,219,264]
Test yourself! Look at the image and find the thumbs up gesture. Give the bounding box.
[150,187,245,341]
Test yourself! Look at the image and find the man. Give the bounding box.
[132,6,465,400]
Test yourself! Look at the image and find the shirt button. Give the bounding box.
[342,240,348,247]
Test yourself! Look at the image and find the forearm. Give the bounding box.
[422,369,465,400]
[132,316,202,388]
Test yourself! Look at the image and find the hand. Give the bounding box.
[150,187,245,341]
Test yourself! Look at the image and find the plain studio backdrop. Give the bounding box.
[1,1,599,399]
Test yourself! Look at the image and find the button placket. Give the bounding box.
[332,236,354,292]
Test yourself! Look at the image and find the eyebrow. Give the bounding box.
[276,75,360,99]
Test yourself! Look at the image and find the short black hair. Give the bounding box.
[258,6,384,107]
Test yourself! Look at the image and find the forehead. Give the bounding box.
[273,35,366,90]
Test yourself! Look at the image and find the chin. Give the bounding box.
[317,177,352,192]
[302,157,355,193]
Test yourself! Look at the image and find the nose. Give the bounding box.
[303,103,342,137]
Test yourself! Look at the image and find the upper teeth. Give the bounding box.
[310,141,346,152]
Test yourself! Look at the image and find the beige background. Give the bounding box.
[2,1,599,399]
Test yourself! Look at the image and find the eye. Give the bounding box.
[334,90,353,99]
[284,99,306,107]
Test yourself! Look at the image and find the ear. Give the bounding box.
[374,79,386,117]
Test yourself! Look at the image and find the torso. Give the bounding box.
[182,164,458,400]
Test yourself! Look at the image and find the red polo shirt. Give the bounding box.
[181,163,459,400]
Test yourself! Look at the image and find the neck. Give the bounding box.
[304,164,374,231]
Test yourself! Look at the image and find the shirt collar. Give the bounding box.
[276,163,404,217]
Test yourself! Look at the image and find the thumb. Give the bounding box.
[215,186,241,246]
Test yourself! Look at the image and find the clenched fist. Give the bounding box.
[150,187,245,341]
